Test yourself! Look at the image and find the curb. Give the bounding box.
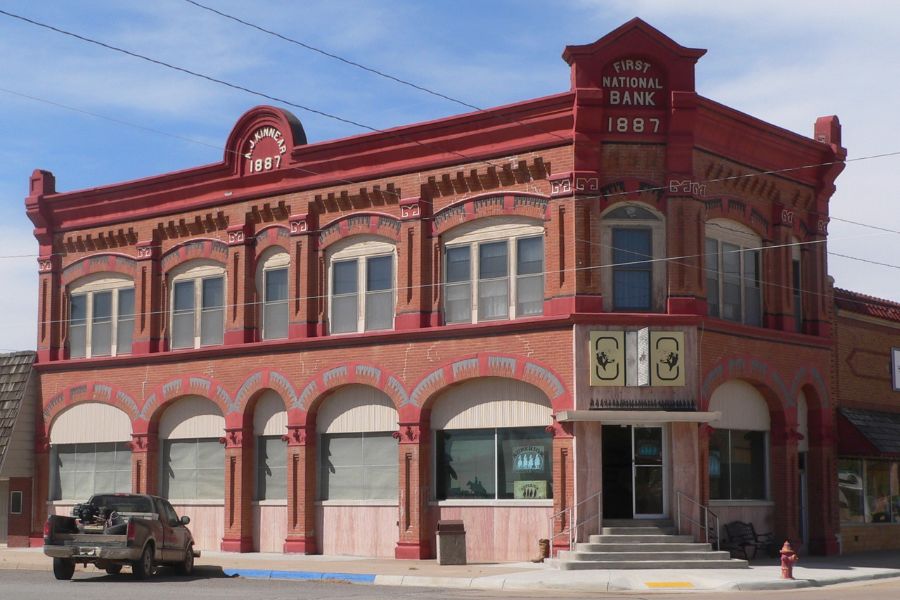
[223,568,376,584]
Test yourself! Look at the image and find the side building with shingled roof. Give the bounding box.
[0,351,37,546]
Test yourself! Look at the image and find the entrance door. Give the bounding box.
[602,425,666,519]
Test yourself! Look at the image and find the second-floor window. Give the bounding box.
[257,248,290,340]
[328,237,395,335]
[601,203,665,313]
[169,261,225,349]
[442,219,544,325]
[705,220,762,326]
[68,275,134,359]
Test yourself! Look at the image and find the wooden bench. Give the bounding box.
[723,520,775,560]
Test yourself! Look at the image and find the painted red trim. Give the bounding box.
[283,537,317,554]
[394,541,430,560]
[220,536,254,553]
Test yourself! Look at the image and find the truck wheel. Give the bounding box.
[174,544,194,576]
[105,564,123,575]
[131,544,154,580]
[53,558,75,580]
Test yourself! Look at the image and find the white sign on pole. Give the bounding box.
[893,348,900,392]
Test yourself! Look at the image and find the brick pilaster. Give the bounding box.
[666,195,705,314]
[36,255,61,362]
[134,239,161,354]
[221,427,254,552]
[549,421,574,556]
[394,424,431,559]
[30,438,50,546]
[288,213,320,338]
[395,198,435,329]
[130,433,158,495]
[224,224,255,345]
[283,424,317,553]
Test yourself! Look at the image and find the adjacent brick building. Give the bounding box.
[23,19,847,559]
[833,288,900,553]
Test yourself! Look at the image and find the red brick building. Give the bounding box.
[24,19,846,559]
[833,288,900,553]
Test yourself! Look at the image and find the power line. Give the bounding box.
[182,0,571,145]
[0,8,517,175]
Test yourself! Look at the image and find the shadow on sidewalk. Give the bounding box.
[71,565,235,582]
[747,550,900,571]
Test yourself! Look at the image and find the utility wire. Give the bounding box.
[182,0,572,145]
[0,8,513,173]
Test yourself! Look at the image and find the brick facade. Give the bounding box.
[25,19,847,559]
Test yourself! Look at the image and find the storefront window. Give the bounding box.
[839,459,900,524]
[319,432,397,500]
[436,427,552,500]
[709,429,767,500]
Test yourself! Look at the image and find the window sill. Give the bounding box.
[431,499,554,508]
[315,500,399,507]
[840,521,900,527]
[709,499,774,507]
[252,500,287,507]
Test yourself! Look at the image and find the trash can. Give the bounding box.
[436,519,466,565]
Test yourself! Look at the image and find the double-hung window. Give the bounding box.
[792,242,803,332]
[601,204,665,312]
[68,275,135,359]
[257,249,290,340]
[328,238,395,334]
[705,220,762,326]
[169,262,225,349]
[442,220,544,325]
[612,228,652,310]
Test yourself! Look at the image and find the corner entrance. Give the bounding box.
[601,425,666,519]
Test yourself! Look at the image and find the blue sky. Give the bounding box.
[1,0,898,350]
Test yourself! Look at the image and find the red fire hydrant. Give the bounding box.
[780,540,799,579]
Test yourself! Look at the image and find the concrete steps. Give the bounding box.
[549,519,748,571]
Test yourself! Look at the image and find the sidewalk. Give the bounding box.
[3,546,900,592]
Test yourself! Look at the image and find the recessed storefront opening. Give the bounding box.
[602,425,665,519]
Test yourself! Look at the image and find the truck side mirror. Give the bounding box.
[180,515,191,525]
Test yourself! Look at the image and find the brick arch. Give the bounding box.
[61,253,137,286]
[233,369,299,415]
[292,362,409,423]
[700,355,791,422]
[318,213,401,249]
[411,352,570,415]
[702,199,770,240]
[139,374,236,432]
[160,238,229,272]
[431,192,549,237]
[790,365,832,442]
[253,225,291,255]
[42,381,141,437]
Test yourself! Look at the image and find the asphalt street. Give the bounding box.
[3,568,900,599]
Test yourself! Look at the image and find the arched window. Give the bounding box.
[442,217,544,324]
[255,248,290,340]
[253,390,287,500]
[168,260,226,349]
[327,236,395,334]
[792,237,803,332]
[68,274,135,358]
[49,403,132,500]
[316,385,398,500]
[705,219,762,326]
[708,380,770,501]
[431,378,553,501]
[600,203,666,312]
[158,396,225,500]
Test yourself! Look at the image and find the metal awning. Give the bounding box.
[556,410,721,424]
[838,408,900,457]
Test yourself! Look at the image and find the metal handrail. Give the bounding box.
[675,490,720,550]
[547,490,603,552]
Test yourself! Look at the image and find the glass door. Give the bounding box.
[633,426,665,518]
